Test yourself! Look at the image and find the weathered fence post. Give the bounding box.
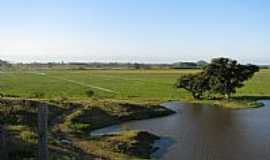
[38,102,48,160]
[0,124,8,160]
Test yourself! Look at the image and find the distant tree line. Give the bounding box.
[7,61,209,70]
[171,60,208,69]
[176,57,259,99]
[0,58,269,71]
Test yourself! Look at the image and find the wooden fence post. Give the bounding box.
[0,124,8,160]
[38,102,48,160]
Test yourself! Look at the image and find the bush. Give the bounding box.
[85,89,94,97]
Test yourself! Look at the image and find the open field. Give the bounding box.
[0,69,199,101]
[0,69,270,104]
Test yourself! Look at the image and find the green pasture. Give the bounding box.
[0,69,270,102]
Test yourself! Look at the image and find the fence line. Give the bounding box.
[38,102,48,160]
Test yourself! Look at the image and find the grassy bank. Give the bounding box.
[62,100,174,134]
[0,98,174,160]
[76,131,159,160]
[185,98,264,109]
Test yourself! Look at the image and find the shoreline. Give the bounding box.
[0,94,266,109]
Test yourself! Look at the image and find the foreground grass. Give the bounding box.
[0,98,173,160]
[0,102,75,159]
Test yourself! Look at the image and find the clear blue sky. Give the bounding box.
[0,0,269,64]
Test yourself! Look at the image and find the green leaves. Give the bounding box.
[176,72,210,99]
[176,57,259,99]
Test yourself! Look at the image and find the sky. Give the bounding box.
[0,0,269,64]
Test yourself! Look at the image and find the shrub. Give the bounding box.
[85,89,94,97]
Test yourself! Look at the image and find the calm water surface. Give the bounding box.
[91,100,270,160]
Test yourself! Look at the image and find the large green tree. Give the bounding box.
[205,58,259,99]
[176,57,259,99]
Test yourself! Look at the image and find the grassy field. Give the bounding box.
[0,69,197,100]
[0,69,270,103]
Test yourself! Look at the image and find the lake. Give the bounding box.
[91,100,270,160]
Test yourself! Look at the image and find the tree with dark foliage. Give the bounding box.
[176,57,259,99]
[205,58,259,99]
[176,72,210,99]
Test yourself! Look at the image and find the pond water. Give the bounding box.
[91,100,270,160]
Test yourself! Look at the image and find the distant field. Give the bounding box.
[0,69,269,102]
